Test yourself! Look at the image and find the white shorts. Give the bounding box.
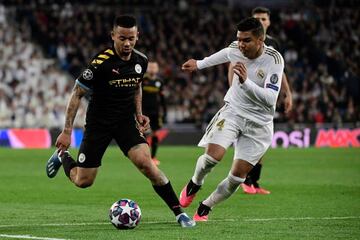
[198,104,273,166]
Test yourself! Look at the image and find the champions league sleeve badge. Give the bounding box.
[82,69,93,80]
[270,74,279,84]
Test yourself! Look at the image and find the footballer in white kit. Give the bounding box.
[198,39,284,165]
[179,17,284,221]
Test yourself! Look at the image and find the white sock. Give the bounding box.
[191,154,218,185]
[202,174,245,208]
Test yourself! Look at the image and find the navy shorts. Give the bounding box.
[77,118,147,168]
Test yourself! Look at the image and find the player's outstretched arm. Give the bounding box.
[181,59,198,72]
[182,48,231,73]
[56,84,87,152]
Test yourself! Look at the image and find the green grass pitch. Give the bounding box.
[0,147,359,240]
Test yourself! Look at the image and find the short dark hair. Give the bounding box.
[251,6,271,16]
[237,17,264,38]
[113,15,137,28]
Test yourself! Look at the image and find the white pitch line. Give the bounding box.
[0,216,358,229]
[0,234,69,240]
[243,216,360,222]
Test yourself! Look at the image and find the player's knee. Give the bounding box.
[206,144,225,161]
[137,157,155,176]
[74,177,94,188]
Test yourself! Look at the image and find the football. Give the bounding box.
[109,199,142,230]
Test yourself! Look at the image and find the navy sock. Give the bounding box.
[250,163,262,188]
[153,181,183,216]
[61,152,77,179]
[151,136,158,158]
[197,202,211,216]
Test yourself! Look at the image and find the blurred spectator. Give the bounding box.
[1,0,359,128]
[0,5,86,128]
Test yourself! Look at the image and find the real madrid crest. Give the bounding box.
[135,64,142,74]
[256,69,266,80]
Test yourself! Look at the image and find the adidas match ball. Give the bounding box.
[109,199,142,229]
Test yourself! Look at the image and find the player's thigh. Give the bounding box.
[127,143,152,167]
[198,104,240,152]
[113,118,148,156]
[234,122,273,166]
[77,125,113,168]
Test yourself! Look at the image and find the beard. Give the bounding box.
[120,50,131,57]
[114,45,132,58]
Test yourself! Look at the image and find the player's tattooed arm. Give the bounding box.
[134,83,143,116]
[63,84,87,135]
[134,83,150,132]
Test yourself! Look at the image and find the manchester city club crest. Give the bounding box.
[82,69,93,80]
[270,74,278,84]
[78,153,86,163]
[135,64,142,73]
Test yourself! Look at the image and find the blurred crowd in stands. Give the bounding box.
[0,0,359,128]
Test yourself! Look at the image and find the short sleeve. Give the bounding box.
[76,61,101,91]
[264,63,283,93]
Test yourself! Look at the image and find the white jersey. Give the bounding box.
[197,41,284,125]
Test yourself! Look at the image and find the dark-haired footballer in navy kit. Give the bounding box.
[46,15,195,228]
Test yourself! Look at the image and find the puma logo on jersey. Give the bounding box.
[112,68,120,74]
